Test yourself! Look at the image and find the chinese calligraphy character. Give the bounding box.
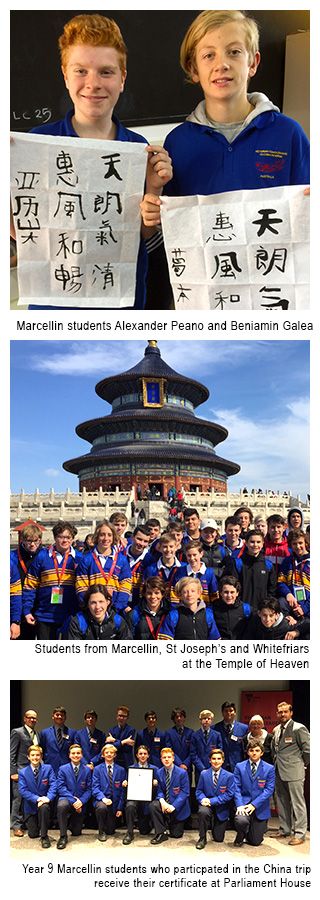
[171,248,186,277]
[176,284,192,303]
[101,153,123,180]
[252,208,283,236]
[255,246,287,276]
[92,263,114,289]
[95,223,117,246]
[53,192,86,220]
[56,232,84,258]
[206,212,236,242]
[212,252,242,279]
[94,192,122,216]
[54,264,84,293]
[259,287,289,310]
[212,291,240,309]
[56,150,78,186]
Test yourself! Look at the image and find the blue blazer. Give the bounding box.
[135,728,165,766]
[74,727,106,766]
[196,768,234,821]
[214,720,248,771]
[39,726,76,773]
[190,728,223,775]
[57,761,92,807]
[155,764,190,821]
[18,762,57,815]
[108,723,136,767]
[92,762,126,812]
[164,726,194,771]
[126,763,159,816]
[233,759,275,820]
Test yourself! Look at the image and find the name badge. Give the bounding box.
[231,735,238,742]
[154,737,160,742]
[51,587,63,605]
[285,737,292,743]
[90,738,97,744]
[63,734,70,740]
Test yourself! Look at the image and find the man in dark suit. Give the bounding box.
[271,700,310,845]
[10,709,40,836]
[195,749,235,849]
[92,744,126,841]
[214,701,248,771]
[39,706,76,773]
[233,740,275,846]
[164,707,194,779]
[56,744,92,849]
[18,745,57,848]
[149,748,191,843]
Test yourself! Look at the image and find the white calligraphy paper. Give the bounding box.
[161,185,309,310]
[10,132,147,308]
[127,767,153,801]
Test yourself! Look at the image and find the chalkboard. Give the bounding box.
[11,10,310,132]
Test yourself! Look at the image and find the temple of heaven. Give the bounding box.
[63,341,240,497]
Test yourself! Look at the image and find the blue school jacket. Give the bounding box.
[39,726,76,773]
[176,565,219,604]
[22,547,82,624]
[76,547,131,611]
[214,720,249,772]
[155,764,190,821]
[164,726,194,771]
[18,762,57,815]
[92,762,126,812]
[135,728,165,766]
[190,728,223,775]
[196,767,235,821]
[233,759,275,820]
[108,723,136,768]
[57,760,92,806]
[73,727,106,767]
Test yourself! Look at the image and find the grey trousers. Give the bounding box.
[275,771,307,838]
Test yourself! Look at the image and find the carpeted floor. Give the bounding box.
[10,817,309,861]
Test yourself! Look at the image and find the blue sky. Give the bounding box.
[10,339,310,499]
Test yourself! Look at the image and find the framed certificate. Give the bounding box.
[127,767,153,801]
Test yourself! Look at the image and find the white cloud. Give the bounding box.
[44,469,61,478]
[210,397,310,497]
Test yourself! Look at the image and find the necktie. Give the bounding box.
[74,765,79,778]
[108,765,113,798]
[165,769,170,802]
[280,724,285,739]
[204,729,208,742]
[57,728,63,747]
[226,724,233,736]
[251,762,257,777]
[213,771,218,788]
[33,766,39,781]
[178,727,184,737]
[149,731,154,742]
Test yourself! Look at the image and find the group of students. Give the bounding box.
[10,10,310,311]
[13,699,308,850]
[10,503,310,640]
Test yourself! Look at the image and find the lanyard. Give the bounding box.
[145,613,166,639]
[159,566,178,588]
[93,549,118,585]
[17,546,28,575]
[51,547,70,585]
[292,556,308,583]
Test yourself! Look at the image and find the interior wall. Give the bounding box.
[17,679,291,734]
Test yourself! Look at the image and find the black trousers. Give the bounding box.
[26,803,50,838]
[149,799,184,838]
[57,798,85,836]
[36,621,62,640]
[95,801,121,834]
[234,811,267,846]
[125,800,151,835]
[198,806,228,842]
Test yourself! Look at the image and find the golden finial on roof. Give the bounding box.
[148,340,157,348]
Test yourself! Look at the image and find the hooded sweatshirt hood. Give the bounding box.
[187,92,279,143]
